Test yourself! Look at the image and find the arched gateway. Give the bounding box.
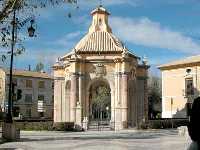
[53,6,149,130]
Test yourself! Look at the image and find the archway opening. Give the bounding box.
[89,80,111,122]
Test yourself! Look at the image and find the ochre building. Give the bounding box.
[53,6,149,130]
[159,55,200,118]
[0,68,54,119]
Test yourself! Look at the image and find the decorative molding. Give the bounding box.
[114,58,122,63]
[94,63,106,77]
[54,77,65,80]
[136,76,148,80]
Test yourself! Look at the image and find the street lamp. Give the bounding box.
[28,19,36,37]
[6,9,35,124]
[106,106,109,120]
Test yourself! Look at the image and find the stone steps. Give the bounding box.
[88,121,111,131]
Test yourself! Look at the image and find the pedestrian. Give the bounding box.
[187,97,200,150]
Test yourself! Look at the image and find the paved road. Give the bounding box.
[0,129,191,150]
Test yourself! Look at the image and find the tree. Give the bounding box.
[0,0,78,22]
[35,62,44,72]
[0,0,78,62]
[92,85,111,120]
[148,75,162,119]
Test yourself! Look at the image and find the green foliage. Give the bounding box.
[16,121,53,131]
[148,75,162,119]
[34,62,44,72]
[53,122,75,131]
[139,119,189,129]
[0,0,78,62]
[92,86,111,111]
[0,0,78,22]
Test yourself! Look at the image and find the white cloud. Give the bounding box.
[110,17,200,54]
[14,47,67,72]
[101,0,139,6]
[65,31,82,40]
[77,0,139,8]
[46,31,82,48]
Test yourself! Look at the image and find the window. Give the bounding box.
[26,108,31,118]
[13,106,20,117]
[38,95,44,101]
[186,102,192,116]
[39,112,44,118]
[185,78,194,96]
[38,81,45,88]
[25,94,32,103]
[26,80,32,88]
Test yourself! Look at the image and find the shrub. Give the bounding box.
[53,122,75,131]
[138,119,189,129]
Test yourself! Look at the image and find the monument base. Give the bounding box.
[2,122,20,141]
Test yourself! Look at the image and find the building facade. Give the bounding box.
[0,68,54,119]
[159,55,200,118]
[53,6,149,130]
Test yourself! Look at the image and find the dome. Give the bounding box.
[61,6,138,58]
[75,31,125,54]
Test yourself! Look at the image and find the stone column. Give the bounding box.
[144,76,148,122]
[54,77,65,122]
[121,73,128,128]
[110,89,115,130]
[114,58,123,130]
[75,102,82,128]
[75,74,83,126]
[70,74,78,122]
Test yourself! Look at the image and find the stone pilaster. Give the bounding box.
[78,74,84,105]
[75,74,83,126]
[54,77,65,122]
[111,89,115,123]
[114,58,123,130]
[75,102,82,127]
[121,73,128,128]
[115,106,122,130]
[144,76,148,122]
[70,74,78,122]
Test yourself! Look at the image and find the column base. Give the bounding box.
[122,121,128,128]
[75,104,82,131]
[114,121,123,130]
[2,122,20,141]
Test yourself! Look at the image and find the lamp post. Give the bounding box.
[106,106,109,121]
[6,10,35,123]
[3,8,35,140]
[6,9,16,123]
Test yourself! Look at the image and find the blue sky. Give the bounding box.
[1,0,200,76]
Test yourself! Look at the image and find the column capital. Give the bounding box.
[114,72,129,76]
[54,77,65,80]
[121,72,129,76]
[114,58,122,63]
[70,72,85,77]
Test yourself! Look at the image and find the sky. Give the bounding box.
[1,0,200,76]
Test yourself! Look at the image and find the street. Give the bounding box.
[0,129,191,150]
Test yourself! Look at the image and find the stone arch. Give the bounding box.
[86,78,113,122]
[86,77,114,93]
